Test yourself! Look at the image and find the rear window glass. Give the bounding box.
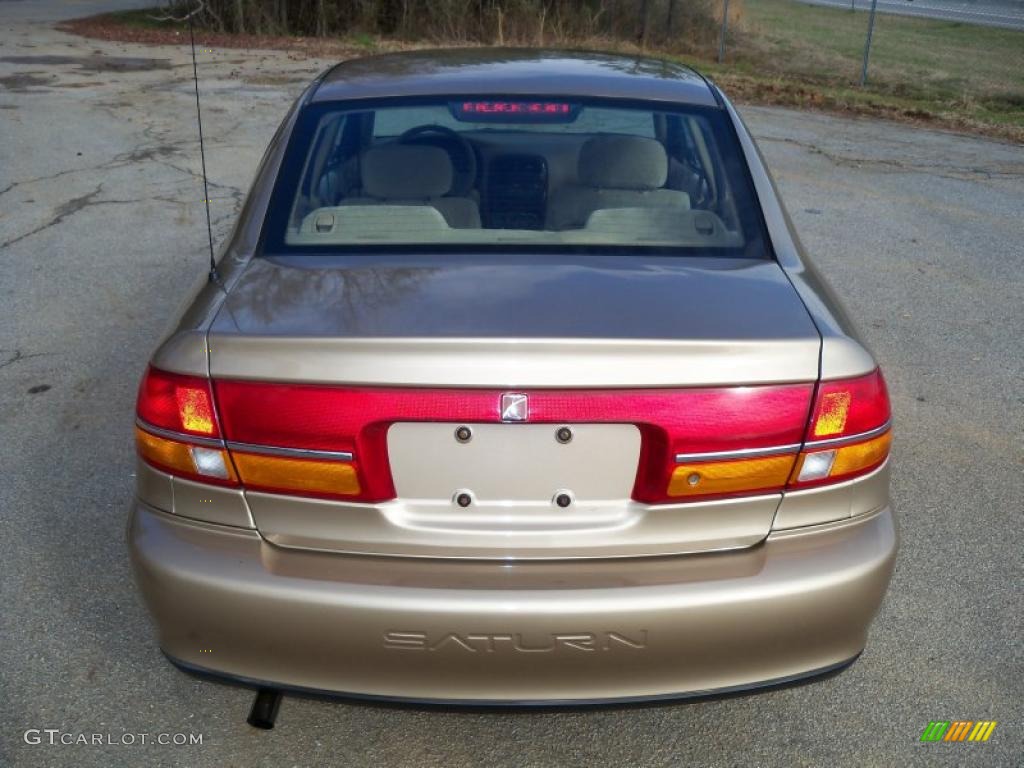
[263,97,769,257]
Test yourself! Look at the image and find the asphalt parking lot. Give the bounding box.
[1,2,1022,766]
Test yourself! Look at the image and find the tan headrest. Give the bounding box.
[578,135,668,190]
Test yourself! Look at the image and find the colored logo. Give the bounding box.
[920,721,997,742]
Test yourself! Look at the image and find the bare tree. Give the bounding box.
[148,0,724,52]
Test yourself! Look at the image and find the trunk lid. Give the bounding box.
[209,254,820,559]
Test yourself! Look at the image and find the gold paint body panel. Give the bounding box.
[130,503,896,702]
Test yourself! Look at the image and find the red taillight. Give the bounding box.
[135,370,889,505]
[213,381,816,504]
[134,367,238,486]
[136,366,220,438]
[788,368,892,489]
[806,368,890,440]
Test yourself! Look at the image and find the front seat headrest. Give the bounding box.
[361,144,453,199]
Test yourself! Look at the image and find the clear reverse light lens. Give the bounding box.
[189,445,230,479]
[797,450,836,482]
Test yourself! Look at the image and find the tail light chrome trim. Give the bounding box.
[675,443,802,463]
[675,418,892,466]
[135,418,225,449]
[224,441,354,462]
[801,420,892,450]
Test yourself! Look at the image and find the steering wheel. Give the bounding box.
[397,124,477,197]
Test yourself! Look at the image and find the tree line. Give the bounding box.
[176,0,731,51]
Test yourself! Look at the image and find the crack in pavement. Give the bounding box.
[0,164,97,202]
[0,184,138,249]
[0,137,240,205]
[0,178,242,250]
[758,135,1024,182]
[0,348,55,370]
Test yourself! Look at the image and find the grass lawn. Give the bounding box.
[62,1,1024,141]
[694,0,1024,139]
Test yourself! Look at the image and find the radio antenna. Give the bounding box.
[186,8,223,288]
[153,3,224,287]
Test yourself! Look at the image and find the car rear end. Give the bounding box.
[131,354,894,702]
[128,58,896,703]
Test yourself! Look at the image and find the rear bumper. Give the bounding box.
[129,503,896,703]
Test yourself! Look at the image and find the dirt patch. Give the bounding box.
[51,81,106,89]
[0,54,171,72]
[241,73,309,86]
[116,145,180,164]
[0,72,52,92]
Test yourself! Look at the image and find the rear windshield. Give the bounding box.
[262,97,769,257]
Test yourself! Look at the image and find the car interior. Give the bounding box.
[283,101,748,248]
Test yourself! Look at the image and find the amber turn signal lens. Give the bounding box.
[136,427,194,475]
[135,427,238,483]
[791,430,892,486]
[232,452,361,498]
[668,454,795,498]
[831,431,892,477]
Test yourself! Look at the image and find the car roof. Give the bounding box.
[312,48,719,107]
